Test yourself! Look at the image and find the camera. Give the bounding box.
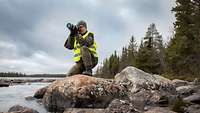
[66,23,78,33]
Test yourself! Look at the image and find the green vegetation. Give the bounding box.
[170,98,190,113]
[166,0,200,76]
[95,0,200,80]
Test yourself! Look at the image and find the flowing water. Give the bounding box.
[0,82,51,112]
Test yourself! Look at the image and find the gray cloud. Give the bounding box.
[0,0,175,74]
[127,0,164,16]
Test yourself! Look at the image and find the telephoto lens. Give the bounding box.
[67,23,72,30]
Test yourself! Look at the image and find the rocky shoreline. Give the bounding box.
[1,66,200,113]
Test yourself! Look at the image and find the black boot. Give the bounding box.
[83,67,92,76]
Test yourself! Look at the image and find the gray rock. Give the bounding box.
[114,66,176,110]
[184,104,200,113]
[42,79,56,82]
[43,74,127,112]
[115,66,176,94]
[106,99,140,113]
[25,96,36,101]
[34,86,48,99]
[8,105,39,113]
[0,82,9,87]
[183,93,200,104]
[176,85,195,98]
[172,79,189,87]
[64,99,140,113]
[144,107,176,113]
[129,89,177,110]
[64,108,106,113]
[176,85,200,98]
[11,79,23,84]
[192,85,200,93]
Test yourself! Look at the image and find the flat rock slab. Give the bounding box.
[184,104,200,113]
[8,105,39,113]
[183,93,200,104]
[144,107,176,113]
[172,79,189,87]
[64,108,106,113]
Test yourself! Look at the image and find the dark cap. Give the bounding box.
[77,20,87,28]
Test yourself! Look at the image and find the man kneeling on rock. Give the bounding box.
[64,20,98,76]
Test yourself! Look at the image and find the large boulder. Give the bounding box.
[43,74,127,112]
[115,66,176,110]
[115,66,176,94]
[8,105,39,113]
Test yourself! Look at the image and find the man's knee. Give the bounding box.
[66,63,83,76]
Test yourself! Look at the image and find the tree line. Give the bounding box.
[95,0,200,80]
[0,72,26,77]
[95,23,165,78]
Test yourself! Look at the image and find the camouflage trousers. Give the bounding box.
[66,46,98,76]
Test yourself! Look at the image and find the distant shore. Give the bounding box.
[0,72,66,78]
[0,77,64,87]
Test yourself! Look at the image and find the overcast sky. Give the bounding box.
[0,0,175,74]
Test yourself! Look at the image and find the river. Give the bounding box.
[0,78,62,113]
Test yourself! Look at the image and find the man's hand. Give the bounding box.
[69,26,78,37]
[70,28,77,37]
[77,34,85,46]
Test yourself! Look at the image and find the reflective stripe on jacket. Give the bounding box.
[73,31,98,62]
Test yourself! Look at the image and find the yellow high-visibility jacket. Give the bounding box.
[73,31,98,62]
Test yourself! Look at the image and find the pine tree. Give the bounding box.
[95,51,120,78]
[127,36,137,67]
[119,46,128,71]
[135,23,164,74]
[102,58,110,76]
[166,0,200,75]
[109,51,120,76]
